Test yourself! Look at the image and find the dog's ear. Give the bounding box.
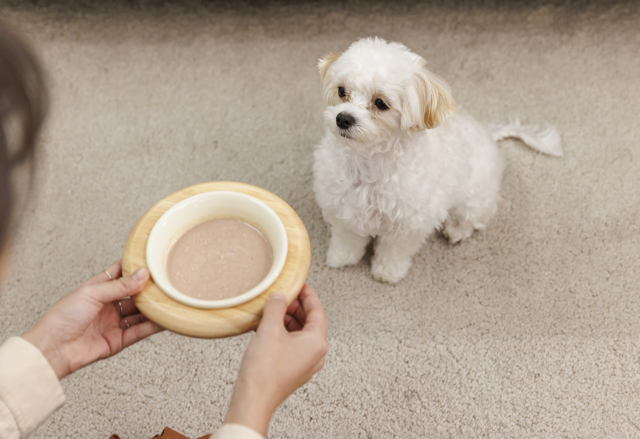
[318,53,340,82]
[401,60,456,131]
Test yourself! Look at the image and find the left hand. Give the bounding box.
[22,261,164,380]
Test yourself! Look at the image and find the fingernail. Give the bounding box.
[270,292,286,302]
[133,267,147,282]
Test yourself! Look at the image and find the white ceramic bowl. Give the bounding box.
[146,191,288,309]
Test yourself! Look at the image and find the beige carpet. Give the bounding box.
[2,1,640,437]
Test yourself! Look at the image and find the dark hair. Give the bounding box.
[0,20,47,250]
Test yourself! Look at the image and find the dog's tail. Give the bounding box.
[488,119,563,157]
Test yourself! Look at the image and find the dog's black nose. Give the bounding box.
[336,112,355,130]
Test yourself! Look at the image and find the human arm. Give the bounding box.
[0,337,65,439]
[0,261,163,438]
[222,285,329,437]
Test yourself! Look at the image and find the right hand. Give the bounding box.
[224,285,329,436]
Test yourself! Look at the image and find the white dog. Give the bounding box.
[312,37,563,283]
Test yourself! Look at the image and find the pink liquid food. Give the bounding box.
[166,218,274,300]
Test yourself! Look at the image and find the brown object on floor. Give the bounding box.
[109,427,211,439]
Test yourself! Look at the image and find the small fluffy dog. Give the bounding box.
[312,37,563,283]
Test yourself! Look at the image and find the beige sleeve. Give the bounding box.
[0,337,66,439]
[210,424,264,439]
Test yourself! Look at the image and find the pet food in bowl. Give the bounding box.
[166,218,273,301]
[146,191,288,309]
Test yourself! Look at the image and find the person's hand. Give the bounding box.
[224,285,329,436]
[22,261,164,380]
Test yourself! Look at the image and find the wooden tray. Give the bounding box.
[122,182,311,338]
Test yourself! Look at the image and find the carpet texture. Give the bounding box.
[1,1,639,438]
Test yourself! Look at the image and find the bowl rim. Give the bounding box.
[146,191,288,309]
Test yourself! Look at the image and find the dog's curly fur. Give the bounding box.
[312,37,563,283]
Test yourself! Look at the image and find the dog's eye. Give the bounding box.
[375,98,389,110]
[338,87,346,98]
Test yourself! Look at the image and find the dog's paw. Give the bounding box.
[443,218,475,244]
[326,242,366,268]
[370,255,411,284]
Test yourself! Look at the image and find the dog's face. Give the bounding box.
[319,38,456,148]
